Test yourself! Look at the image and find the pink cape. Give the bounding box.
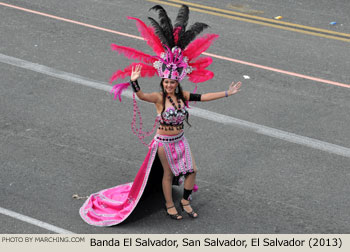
[79,139,163,226]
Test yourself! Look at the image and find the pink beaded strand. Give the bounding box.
[131,93,160,147]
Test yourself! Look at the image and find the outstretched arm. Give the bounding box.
[130,64,161,104]
[197,81,242,102]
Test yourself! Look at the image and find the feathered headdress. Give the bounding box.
[110,4,219,100]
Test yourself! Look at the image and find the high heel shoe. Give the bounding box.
[180,201,198,218]
[166,205,182,220]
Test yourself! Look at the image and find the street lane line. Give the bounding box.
[0,2,349,88]
[153,0,350,39]
[148,0,350,42]
[203,52,350,88]
[0,2,143,40]
[1,53,349,159]
[0,207,74,234]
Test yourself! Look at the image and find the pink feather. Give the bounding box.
[173,27,182,45]
[188,69,214,83]
[189,57,213,69]
[110,82,130,102]
[184,34,219,61]
[110,62,157,83]
[128,17,164,56]
[192,84,198,94]
[111,44,155,64]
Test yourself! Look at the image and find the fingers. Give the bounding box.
[235,81,242,89]
[132,64,142,71]
[230,81,242,90]
[227,81,242,95]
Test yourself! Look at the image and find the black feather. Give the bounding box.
[174,5,189,39]
[178,22,209,49]
[174,5,189,28]
[148,17,170,47]
[149,5,174,48]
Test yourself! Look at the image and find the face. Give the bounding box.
[162,79,178,94]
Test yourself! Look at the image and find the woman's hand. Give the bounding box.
[227,81,242,96]
[130,64,142,81]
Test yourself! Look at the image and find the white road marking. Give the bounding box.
[1,53,350,159]
[0,207,74,234]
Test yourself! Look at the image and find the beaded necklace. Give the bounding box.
[167,95,182,111]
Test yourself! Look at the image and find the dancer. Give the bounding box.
[80,4,241,226]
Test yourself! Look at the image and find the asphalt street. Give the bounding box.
[0,0,349,234]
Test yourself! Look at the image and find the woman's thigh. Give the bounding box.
[158,142,198,175]
[157,146,173,178]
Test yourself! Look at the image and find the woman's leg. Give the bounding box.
[183,153,197,189]
[181,152,198,217]
[158,146,182,219]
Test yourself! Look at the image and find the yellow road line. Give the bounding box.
[147,0,350,42]
[168,0,350,37]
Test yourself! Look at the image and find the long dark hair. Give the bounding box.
[160,79,191,127]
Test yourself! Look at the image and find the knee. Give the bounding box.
[163,172,173,182]
[186,169,197,179]
[191,170,197,178]
[193,166,198,175]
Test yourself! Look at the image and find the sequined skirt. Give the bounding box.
[153,132,194,177]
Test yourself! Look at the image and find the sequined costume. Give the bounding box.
[80,4,217,226]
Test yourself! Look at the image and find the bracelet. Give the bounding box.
[130,79,140,92]
[189,93,202,101]
[225,91,228,97]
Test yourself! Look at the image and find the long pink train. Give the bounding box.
[79,132,194,226]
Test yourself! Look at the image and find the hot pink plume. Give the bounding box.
[189,57,213,69]
[188,69,214,83]
[110,82,130,102]
[110,62,157,83]
[173,27,182,45]
[111,44,155,64]
[192,84,198,94]
[128,17,164,56]
[184,34,219,61]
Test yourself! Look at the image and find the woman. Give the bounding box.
[79,4,241,226]
[130,64,241,220]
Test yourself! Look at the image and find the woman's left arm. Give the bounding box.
[200,81,242,102]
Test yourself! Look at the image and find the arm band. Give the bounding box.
[189,93,201,101]
[130,80,140,92]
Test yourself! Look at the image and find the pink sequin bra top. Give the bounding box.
[160,107,188,125]
[158,96,188,131]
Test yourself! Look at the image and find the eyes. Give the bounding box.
[164,80,177,85]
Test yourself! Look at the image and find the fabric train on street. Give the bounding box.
[80,133,193,226]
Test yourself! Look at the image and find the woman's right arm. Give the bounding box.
[130,64,161,104]
[135,90,161,104]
